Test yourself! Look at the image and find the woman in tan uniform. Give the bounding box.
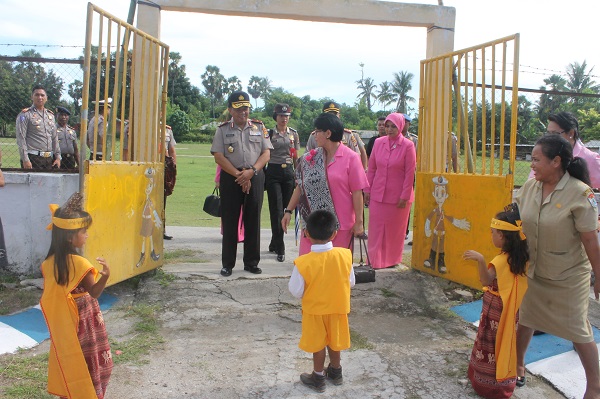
[515,134,600,398]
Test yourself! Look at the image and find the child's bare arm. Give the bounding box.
[463,250,495,286]
[80,257,110,298]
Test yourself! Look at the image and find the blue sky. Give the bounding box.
[1,0,598,115]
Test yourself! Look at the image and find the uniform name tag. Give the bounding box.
[225,133,235,137]
[249,131,261,136]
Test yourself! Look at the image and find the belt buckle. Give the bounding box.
[281,164,287,168]
[42,152,51,158]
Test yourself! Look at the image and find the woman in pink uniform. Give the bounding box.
[282,112,369,255]
[364,113,416,269]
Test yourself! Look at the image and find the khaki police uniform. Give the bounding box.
[211,118,273,270]
[57,124,78,169]
[16,106,60,169]
[266,127,300,256]
[87,114,105,160]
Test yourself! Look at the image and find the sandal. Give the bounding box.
[516,376,526,387]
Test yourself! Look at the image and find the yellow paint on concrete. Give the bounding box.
[83,162,165,286]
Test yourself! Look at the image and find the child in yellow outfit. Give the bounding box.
[288,209,355,393]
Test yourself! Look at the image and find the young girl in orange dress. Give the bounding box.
[463,204,529,398]
[39,193,113,399]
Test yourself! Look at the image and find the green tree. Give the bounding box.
[577,108,600,141]
[224,76,242,96]
[376,81,395,112]
[201,65,225,118]
[166,107,191,138]
[258,77,273,103]
[536,74,568,122]
[356,63,377,111]
[168,51,202,114]
[247,76,262,108]
[391,71,415,113]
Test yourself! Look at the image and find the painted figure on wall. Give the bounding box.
[136,167,162,268]
[423,176,470,273]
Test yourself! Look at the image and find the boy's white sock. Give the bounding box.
[314,370,324,376]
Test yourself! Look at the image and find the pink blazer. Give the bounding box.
[365,135,416,203]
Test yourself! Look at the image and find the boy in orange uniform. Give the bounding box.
[288,209,355,393]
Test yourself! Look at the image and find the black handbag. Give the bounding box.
[203,188,221,217]
[350,236,375,284]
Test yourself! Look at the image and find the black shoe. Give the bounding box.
[277,254,285,262]
[408,241,413,246]
[163,234,172,240]
[220,268,232,277]
[324,364,343,385]
[300,371,326,393]
[244,266,262,274]
[516,376,526,387]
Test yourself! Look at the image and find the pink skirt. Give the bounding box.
[367,200,410,269]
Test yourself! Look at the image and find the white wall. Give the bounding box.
[0,172,79,276]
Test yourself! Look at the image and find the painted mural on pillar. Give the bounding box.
[136,167,162,268]
[423,176,470,274]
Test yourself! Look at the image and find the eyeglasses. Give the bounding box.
[546,130,566,135]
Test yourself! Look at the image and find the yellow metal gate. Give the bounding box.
[80,4,169,285]
[413,34,520,289]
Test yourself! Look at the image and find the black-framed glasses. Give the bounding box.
[546,130,566,136]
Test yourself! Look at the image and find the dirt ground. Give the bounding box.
[6,227,570,398]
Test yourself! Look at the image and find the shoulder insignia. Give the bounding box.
[47,109,54,114]
[165,124,172,129]
[288,127,297,132]
[344,128,353,133]
[351,135,357,145]
[251,118,264,125]
[21,108,29,113]
[263,126,269,138]
[584,187,598,209]
[218,121,229,127]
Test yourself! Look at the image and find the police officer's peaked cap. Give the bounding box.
[322,101,341,113]
[92,98,112,108]
[56,106,71,115]
[274,103,291,116]
[228,91,252,109]
[403,114,412,122]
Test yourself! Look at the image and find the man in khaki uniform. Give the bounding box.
[163,125,177,240]
[211,91,273,277]
[306,101,368,169]
[56,106,79,169]
[87,99,111,160]
[16,85,61,169]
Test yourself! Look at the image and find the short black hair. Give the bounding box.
[305,209,337,241]
[314,112,344,142]
[548,111,579,141]
[32,84,46,94]
[377,116,386,122]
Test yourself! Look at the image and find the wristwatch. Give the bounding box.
[284,209,293,214]
[251,166,258,175]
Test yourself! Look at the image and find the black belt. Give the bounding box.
[27,150,53,158]
[269,163,293,169]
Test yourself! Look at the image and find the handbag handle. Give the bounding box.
[213,187,220,196]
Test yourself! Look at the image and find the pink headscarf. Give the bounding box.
[384,113,405,133]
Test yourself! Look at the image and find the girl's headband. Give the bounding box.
[490,218,526,240]
[46,204,88,230]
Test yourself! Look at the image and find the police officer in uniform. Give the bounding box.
[211,91,273,277]
[16,85,61,169]
[266,103,300,262]
[87,99,111,160]
[306,101,368,169]
[56,106,79,169]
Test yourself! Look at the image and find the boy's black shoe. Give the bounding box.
[300,371,326,393]
[324,364,343,385]
[220,268,232,277]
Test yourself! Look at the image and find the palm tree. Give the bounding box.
[376,81,395,112]
[201,65,225,118]
[566,60,599,93]
[224,76,242,97]
[391,71,415,113]
[247,75,262,108]
[356,77,377,111]
[258,77,273,103]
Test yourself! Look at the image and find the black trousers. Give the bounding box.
[265,164,295,255]
[60,154,77,169]
[21,154,53,169]
[220,169,265,269]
